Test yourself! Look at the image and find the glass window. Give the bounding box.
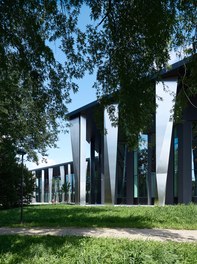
[116,143,127,203]
[192,122,197,198]
[138,134,148,198]
[133,150,138,198]
[133,134,148,201]
[174,129,178,198]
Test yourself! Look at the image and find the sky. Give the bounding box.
[27,5,97,170]
[26,74,97,170]
[26,6,181,170]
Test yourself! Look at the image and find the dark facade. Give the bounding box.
[31,58,197,205]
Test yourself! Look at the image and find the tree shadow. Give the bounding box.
[23,206,155,228]
[0,234,86,257]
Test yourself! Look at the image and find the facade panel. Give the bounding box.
[31,58,195,206]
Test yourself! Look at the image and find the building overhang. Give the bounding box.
[67,56,194,119]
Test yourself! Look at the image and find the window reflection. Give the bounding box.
[192,122,197,199]
[116,143,127,204]
[174,128,178,199]
[138,134,148,200]
[133,134,148,204]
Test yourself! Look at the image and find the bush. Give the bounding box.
[0,140,35,209]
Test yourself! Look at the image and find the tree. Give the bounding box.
[0,139,35,209]
[78,0,197,146]
[0,0,196,156]
[61,182,71,202]
[0,0,82,160]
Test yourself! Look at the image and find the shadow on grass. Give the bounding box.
[0,204,197,229]
[1,235,197,264]
[0,235,86,258]
[0,205,155,228]
[24,206,155,229]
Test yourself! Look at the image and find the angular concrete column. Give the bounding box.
[31,171,36,203]
[48,168,53,203]
[60,166,65,202]
[70,115,86,205]
[41,170,45,203]
[165,133,174,204]
[156,78,177,205]
[67,163,71,203]
[35,177,39,202]
[104,105,119,204]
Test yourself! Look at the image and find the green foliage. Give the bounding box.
[0,139,35,209]
[0,204,197,229]
[0,235,197,263]
[0,0,81,160]
[61,182,71,202]
[80,0,197,146]
[61,182,71,195]
[0,0,196,153]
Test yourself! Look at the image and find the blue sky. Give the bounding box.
[26,5,180,170]
[26,73,97,170]
[27,5,97,169]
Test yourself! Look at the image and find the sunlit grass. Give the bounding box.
[0,203,197,229]
[0,235,197,264]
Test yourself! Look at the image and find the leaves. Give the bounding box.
[0,0,196,156]
[0,0,77,159]
[81,0,197,146]
[0,139,35,208]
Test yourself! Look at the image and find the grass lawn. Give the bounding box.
[0,203,197,229]
[0,235,197,264]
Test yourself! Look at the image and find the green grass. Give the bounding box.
[0,235,197,264]
[0,203,197,229]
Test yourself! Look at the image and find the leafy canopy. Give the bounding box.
[79,0,197,145]
[0,0,196,157]
[0,0,81,160]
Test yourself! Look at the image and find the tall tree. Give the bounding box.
[0,0,82,160]
[0,0,196,157]
[79,0,197,145]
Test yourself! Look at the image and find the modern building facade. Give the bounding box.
[32,58,197,205]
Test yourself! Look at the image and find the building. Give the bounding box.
[31,57,197,205]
